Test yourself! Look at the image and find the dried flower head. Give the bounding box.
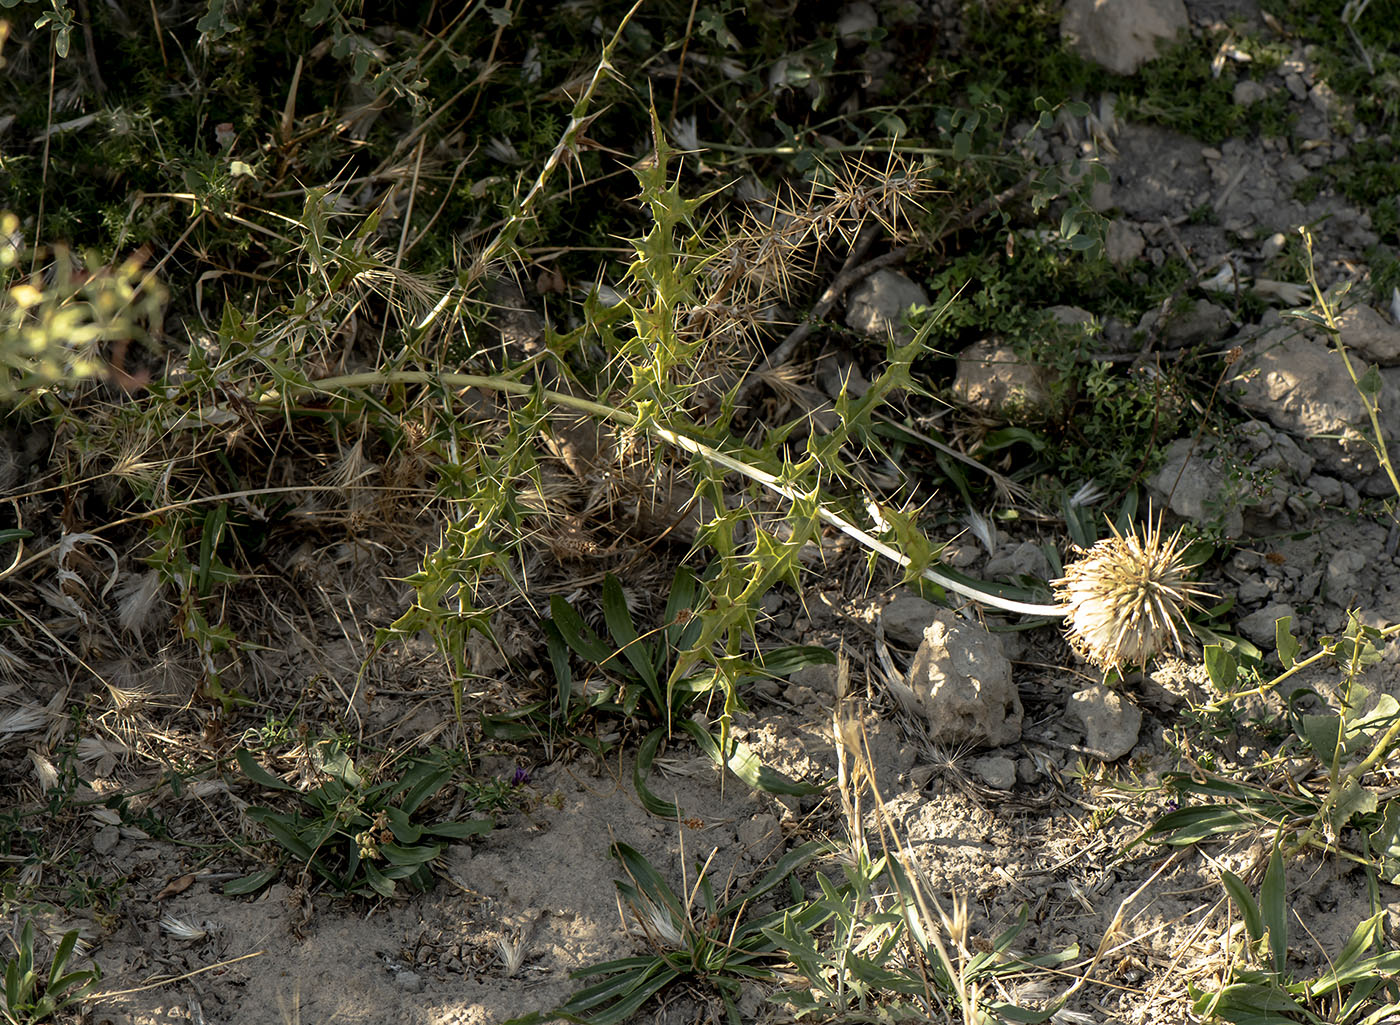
[1053,517,1212,672]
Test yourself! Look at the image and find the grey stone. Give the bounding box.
[790,663,839,696]
[1067,685,1142,760]
[93,825,121,855]
[837,1,879,42]
[1105,220,1146,266]
[845,269,928,343]
[1229,325,1400,478]
[880,594,940,648]
[1306,474,1344,503]
[1336,303,1400,366]
[1284,72,1309,101]
[1253,430,1315,482]
[1047,305,1097,331]
[1233,79,1272,106]
[1326,550,1370,604]
[395,970,423,993]
[1060,0,1189,76]
[952,340,1056,416]
[1239,578,1273,604]
[1147,438,1243,537]
[1236,603,1296,645]
[971,754,1017,790]
[1162,300,1233,346]
[984,540,1051,582]
[737,813,780,850]
[908,611,1022,749]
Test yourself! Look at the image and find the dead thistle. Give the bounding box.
[1053,516,1213,672]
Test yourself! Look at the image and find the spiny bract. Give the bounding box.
[1053,518,1213,672]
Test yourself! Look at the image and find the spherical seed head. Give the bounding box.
[1053,518,1213,672]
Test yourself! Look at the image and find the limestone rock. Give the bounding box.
[880,593,940,648]
[1105,220,1146,266]
[908,611,1022,748]
[952,339,1055,416]
[1061,0,1190,76]
[845,269,928,344]
[1336,303,1400,366]
[1236,602,1296,646]
[1147,438,1243,537]
[1229,324,1400,478]
[1068,685,1142,760]
[971,754,1017,790]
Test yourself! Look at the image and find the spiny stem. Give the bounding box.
[275,370,1068,619]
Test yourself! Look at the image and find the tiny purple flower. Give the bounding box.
[511,767,532,786]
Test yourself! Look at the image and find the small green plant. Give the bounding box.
[229,744,492,898]
[1191,842,1400,1024]
[517,567,831,816]
[1,921,99,1025]
[504,839,828,1025]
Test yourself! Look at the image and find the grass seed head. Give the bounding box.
[1053,517,1212,672]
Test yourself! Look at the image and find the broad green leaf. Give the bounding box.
[236,749,294,791]
[1370,801,1400,883]
[1299,714,1343,761]
[1204,644,1238,693]
[425,819,493,839]
[633,727,680,818]
[1221,870,1264,945]
[1276,616,1300,669]
[549,594,612,664]
[1260,844,1287,975]
[223,868,279,895]
[1329,777,1378,836]
[602,573,658,692]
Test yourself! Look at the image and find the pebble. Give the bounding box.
[971,755,1017,790]
[395,971,423,993]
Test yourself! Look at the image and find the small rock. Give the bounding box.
[1336,303,1400,366]
[944,543,982,568]
[1259,231,1288,260]
[1253,430,1315,482]
[984,540,1051,582]
[737,813,780,850]
[395,970,423,994]
[1326,550,1369,604]
[1060,0,1190,76]
[1306,474,1344,503]
[845,269,929,344]
[881,594,940,648]
[1231,550,1261,571]
[1015,757,1040,784]
[1105,220,1146,266]
[837,1,879,42]
[1236,603,1297,646]
[93,825,121,855]
[1147,439,1243,537]
[1230,325,1400,478]
[952,340,1056,417]
[1161,299,1232,346]
[1233,79,1272,106]
[790,663,839,697]
[1238,578,1273,604]
[908,611,1022,749]
[1284,72,1309,101]
[1047,305,1097,332]
[1067,685,1142,760]
[971,754,1017,790]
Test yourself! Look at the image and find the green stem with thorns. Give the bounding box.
[269,370,1068,619]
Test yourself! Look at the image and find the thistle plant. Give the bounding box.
[1052,515,1213,673]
